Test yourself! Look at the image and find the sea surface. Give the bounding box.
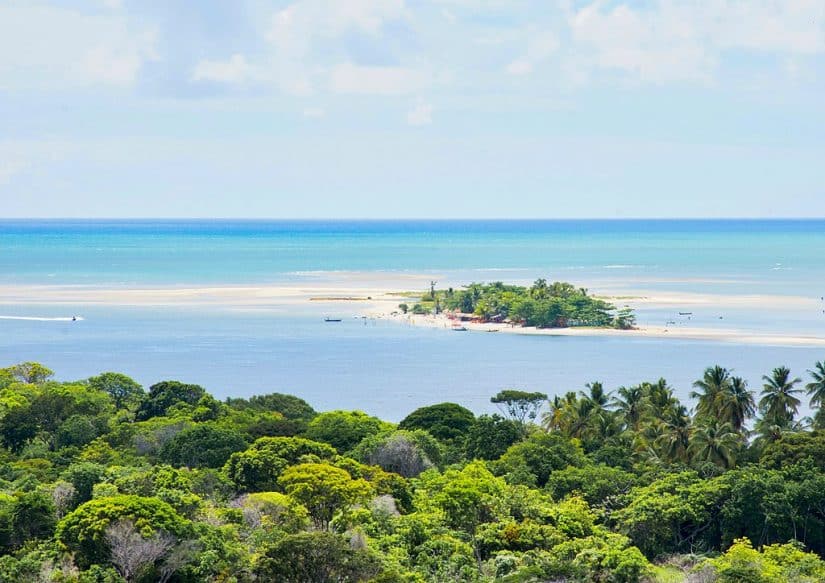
[2,219,824,420]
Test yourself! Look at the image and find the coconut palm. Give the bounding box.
[759,366,802,427]
[690,365,731,420]
[718,376,755,432]
[689,420,741,469]
[655,405,692,464]
[613,385,645,430]
[806,361,825,408]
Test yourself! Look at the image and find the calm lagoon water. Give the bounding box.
[2,219,824,420]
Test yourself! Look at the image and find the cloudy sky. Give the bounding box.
[1,0,824,218]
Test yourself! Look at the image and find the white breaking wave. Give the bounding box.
[0,316,84,322]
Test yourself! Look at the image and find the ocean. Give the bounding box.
[2,219,824,420]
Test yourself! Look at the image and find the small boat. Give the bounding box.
[678,312,693,316]
[324,317,342,322]
[451,325,468,331]
[487,329,499,332]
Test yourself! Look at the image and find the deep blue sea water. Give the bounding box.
[2,219,824,420]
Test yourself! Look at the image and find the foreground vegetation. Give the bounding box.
[2,360,825,581]
[400,279,636,329]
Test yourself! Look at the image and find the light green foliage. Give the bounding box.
[238,491,309,532]
[491,389,548,426]
[87,372,144,411]
[305,410,391,453]
[278,463,373,529]
[2,362,54,384]
[707,538,825,583]
[57,495,190,566]
[492,431,586,487]
[223,436,337,492]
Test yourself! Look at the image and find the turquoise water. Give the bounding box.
[1,220,824,420]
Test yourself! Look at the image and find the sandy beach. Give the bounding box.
[1,271,823,348]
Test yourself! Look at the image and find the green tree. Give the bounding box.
[278,463,373,529]
[689,420,742,469]
[3,361,54,384]
[11,491,56,546]
[464,414,522,460]
[88,372,144,411]
[759,366,802,427]
[398,402,475,443]
[350,429,442,477]
[135,380,206,421]
[806,361,825,408]
[159,424,247,469]
[304,410,390,453]
[57,495,190,567]
[490,389,548,426]
[690,365,731,421]
[254,532,382,583]
[720,376,756,432]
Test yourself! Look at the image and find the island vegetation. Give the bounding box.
[1,360,825,581]
[400,279,636,330]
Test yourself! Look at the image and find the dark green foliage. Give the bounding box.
[159,424,247,469]
[12,491,56,546]
[464,414,522,460]
[254,532,382,582]
[226,392,316,421]
[62,462,106,509]
[135,380,206,421]
[224,436,337,492]
[546,464,637,507]
[398,402,475,443]
[491,389,548,426]
[760,430,825,470]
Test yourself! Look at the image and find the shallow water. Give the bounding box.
[1,219,824,420]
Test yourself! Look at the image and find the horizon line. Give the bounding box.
[2,216,825,221]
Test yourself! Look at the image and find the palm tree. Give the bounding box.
[655,405,692,464]
[613,385,645,430]
[718,376,755,432]
[806,361,825,408]
[689,420,741,469]
[690,365,731,420]
[759,366,802,427]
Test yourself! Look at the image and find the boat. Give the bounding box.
[324,317,342,322]
[451,325,468,331]
[678,312,693,315]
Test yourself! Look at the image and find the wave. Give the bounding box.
[0,315,84,322]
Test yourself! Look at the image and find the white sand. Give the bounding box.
[1,271,822,347]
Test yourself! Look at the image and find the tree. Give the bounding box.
[135,380,206,421]
[398,402,475,443]
[759,366,802,427]
[464,414,522,461]
[720,376,756,432]
[57,495,190,567]
[492,432,586,487]
[105,519,175,582]
[278,463,373,529]
[691,365,731,421]
[88,372,144,410]
[226,392,317,421]
[304,410,389,453]
[806,361,825,408]
[3,361,53,384]
[351,430,441,478]
[490,389,547,426]
[11,491,56,546]
[224,436,337,492]
[254,532,382,583]
[689,420,742,469]
[159,424,247,469]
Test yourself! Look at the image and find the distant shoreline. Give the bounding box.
[1,272,823,348]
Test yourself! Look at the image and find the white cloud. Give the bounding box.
[330,63,429,95]
[192,54,261,84]
[0,160,25,186]
[567,0,825,84]
[406,102,432,126]
[0,4,157,89]
[303,107,326,118]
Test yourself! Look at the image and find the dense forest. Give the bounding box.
[402,280,636,329]
[1,360,825,582]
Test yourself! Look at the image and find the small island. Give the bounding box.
[398,279,636,330]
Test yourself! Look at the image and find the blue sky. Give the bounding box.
[1,0,824,218]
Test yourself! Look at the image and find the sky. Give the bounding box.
[1,0,824,218]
